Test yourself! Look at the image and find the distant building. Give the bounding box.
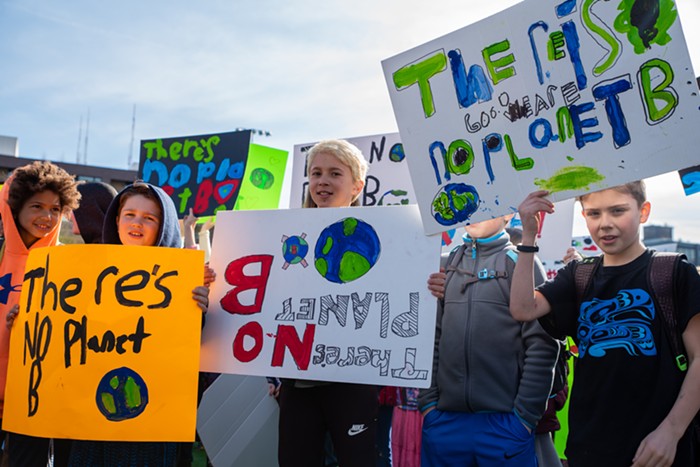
[0,154,137,192]
[0,136,18,158]
[644,224,700,266]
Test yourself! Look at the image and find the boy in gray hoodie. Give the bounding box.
[420,215,558,466]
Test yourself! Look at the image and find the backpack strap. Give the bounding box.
[573,255,602,309]
[444,243,513,294]
[443,244,467,296]
[648,251,686,371]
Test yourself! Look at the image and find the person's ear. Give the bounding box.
[352,178,365,198]
[639,201,651,223]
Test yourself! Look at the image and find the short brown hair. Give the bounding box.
[7,161,81,217]
[117,181,162,221]
[578,180,646,208]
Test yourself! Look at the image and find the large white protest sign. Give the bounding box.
[289,133,416,208]
[382,0,700,234]
[200,205,441,388]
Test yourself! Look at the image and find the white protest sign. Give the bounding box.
[200,205,441,388]
[572,234,600,256]
[289,133,416,208]
[535,198,575,262]
[382,0,700,234]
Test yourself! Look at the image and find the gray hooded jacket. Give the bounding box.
[418,231,558,429]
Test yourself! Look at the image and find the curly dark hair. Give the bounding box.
[7,161,81,216]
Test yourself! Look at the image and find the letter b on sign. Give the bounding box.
[221,255,273,315]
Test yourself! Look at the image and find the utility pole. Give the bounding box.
[76,114,83,163]
[128,104,136,169]
[83,108,90,165]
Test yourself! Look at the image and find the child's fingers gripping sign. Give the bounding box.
[428,268,447,299]
[5,304,19,330]
[518,190,554,233]
[192,286,210,313]
[203,263,216,288]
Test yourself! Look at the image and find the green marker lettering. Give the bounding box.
[169,141,182,161]
[556,106,575,143]
[445,140,474,176]
[178,187,192,214]
[638,58,677,123]
[548,31,566,61]
[143,140,167,160]
[201,136,221,163]
[183,140,198,159]
[582,0,622,76]
[393,51,447,118]
[482,40,515,85]
[505,134,534,171]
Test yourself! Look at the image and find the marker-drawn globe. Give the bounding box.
[250,167,275,190]
[282,235,309,266]
[314,217,381,284]
[96,367,149,421]
[431,183,480,226]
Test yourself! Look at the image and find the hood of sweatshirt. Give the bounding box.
[102,182,182,248]
[74,182,118,244]
[0,173,64,414]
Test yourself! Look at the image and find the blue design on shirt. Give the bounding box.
[0,272,20,305]
[577,288,656,358]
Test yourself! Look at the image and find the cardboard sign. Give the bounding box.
[234,143,289,211]
[140,130,259,218]
[289,133,416,208]
[3,245,204,441]
[200,206,441,388]
[382,0,700,234]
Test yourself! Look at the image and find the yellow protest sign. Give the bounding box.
[3,245,204,441]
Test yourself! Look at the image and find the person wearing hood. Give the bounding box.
[42,182,119,467]
[70,181,118,244]
[0,161,81,467]
[67,181,209,467]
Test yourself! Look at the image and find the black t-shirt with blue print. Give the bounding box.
[537,249,700,466]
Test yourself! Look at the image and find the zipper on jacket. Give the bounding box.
[463,236,478,411]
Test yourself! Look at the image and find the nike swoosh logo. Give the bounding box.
[347,426,368,436]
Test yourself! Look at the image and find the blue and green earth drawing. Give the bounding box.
[96,367,149,422]
[314,217,381,284]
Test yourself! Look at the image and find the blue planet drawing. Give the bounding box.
[431,183,480,226]
[96,367,149,421]
[314,217,381,284]
[281,233,309,269]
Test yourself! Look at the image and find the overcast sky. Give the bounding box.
[1,0,699,241]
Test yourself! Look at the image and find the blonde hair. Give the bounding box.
[303,139,369,208]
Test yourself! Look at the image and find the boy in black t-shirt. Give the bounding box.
[509,181,700,467]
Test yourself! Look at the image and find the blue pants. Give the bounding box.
[421,410,537,467]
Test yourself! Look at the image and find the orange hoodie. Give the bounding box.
[0,174,62,417]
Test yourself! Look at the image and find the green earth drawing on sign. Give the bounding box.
[314,217,381,284]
